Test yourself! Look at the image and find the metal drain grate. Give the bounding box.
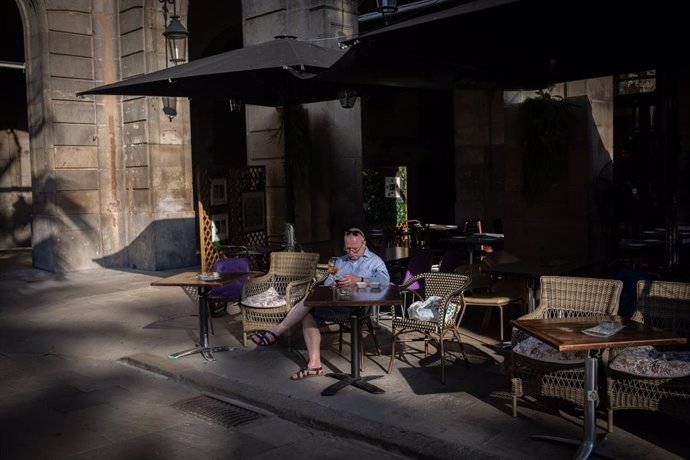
[172,395,265,428]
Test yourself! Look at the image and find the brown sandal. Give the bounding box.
[290,366,323,380]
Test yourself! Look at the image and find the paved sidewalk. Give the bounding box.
[0,261,687,459]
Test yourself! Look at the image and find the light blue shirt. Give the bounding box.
[324,248,390,286]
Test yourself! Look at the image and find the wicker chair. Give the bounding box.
[511,276,623,417]
[606,280,690,432]
[239,252,319,347]
[387,272,472,384]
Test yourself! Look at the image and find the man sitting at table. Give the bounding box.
[249,227,390,380]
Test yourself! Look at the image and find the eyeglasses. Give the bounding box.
[344,228,363,237]
[344,243,365,254]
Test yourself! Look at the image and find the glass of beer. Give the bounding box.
[327,257,338,276]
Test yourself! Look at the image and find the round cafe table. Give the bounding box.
[448,233,504,264]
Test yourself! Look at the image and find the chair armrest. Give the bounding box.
[285,277,314,306]
[241,274,275,298]
[442,294,466,325]
[517,309,543,321]
[314,268,329,285]
[399,273,424,291]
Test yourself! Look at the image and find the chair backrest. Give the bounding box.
[463,219,483,235]
[208,256,251,301]
[401,272,472,325]
[635,280,690,341]
[614,268,654,318]
[266,252,319,293]
[402,251,434,290]
[405,219,426,248]
[212,256,250,274]
[538,276,623,318]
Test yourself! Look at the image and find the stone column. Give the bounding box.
[242,0,362,243]
[22,0,195,271]
[454,89,505,229]
[502,79,613,260]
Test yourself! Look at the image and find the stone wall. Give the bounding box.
[501,79,613,261]
[20,0,196,271]
[453,89,505,230]
[0,129,31,248]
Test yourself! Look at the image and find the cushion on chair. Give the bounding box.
[403,270,422,290]
[609,346,690,378]
[242,287,287,308]
[407,296,442,321]
[406,297,460,324]
[513,336,585,363]
[464,294,513,306]
[208,257,251,302]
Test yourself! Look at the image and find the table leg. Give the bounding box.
[531,353,619,460]
[527,278,537,312]
[575,355,599,460]
[168,288,235,362]
[322,313,385,396]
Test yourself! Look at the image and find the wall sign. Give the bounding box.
[385,176,401,198]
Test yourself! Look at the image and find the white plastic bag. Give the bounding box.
[407,296,442,321]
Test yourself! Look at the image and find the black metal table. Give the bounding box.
[512,316,686,460]
[446,233,504,264]
[151,271,256,361]
[304,285,402,396]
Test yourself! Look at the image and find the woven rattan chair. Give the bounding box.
[387,272,472,384]
[239,251,319,347]
[511,276,623,417]
[606,280,690,431]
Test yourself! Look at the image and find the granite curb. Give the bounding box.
[119,353,503,460]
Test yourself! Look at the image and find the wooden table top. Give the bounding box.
[511,316,687,352]
[150,271,261,288]
[304,285,402,308]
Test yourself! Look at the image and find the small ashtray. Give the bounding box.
[356,281,367,289]
[198,272,221,281]
[336,287,352,297]
[369,281,381,289]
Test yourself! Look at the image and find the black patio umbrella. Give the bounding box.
[78,35,346,106]
[344,0,689,88]
[79,36,348,224]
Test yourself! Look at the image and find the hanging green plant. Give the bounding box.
[518,88,573,201]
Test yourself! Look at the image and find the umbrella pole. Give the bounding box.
[284,104,295,226]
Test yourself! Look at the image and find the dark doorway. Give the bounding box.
[0,2,32,251]
[612,71,660,239]
[363,89,455,225]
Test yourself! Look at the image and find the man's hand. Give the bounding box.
[336,274,358,287]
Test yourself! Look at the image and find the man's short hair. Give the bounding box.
[344,227,364,238]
